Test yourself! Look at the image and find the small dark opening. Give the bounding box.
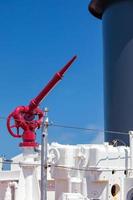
[112,170,115,174]
[111,184,120,197]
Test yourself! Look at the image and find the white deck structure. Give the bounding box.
[0,132,133,199]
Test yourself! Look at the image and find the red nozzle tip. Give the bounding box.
[59,55,77,76]
[73,55,77,59]
[72,55,77,61]
[70,55,77,65]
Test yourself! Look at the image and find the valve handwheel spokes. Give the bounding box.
[7,114,22,138]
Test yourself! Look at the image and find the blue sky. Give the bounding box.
[0,0,103,158]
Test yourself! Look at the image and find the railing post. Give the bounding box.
[129,131,133,176]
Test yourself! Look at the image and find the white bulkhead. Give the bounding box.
[0,141,133,199]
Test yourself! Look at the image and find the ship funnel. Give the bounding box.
[88,0,133,145]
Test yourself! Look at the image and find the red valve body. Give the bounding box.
[7,106,43,147]
[7,56,77,147]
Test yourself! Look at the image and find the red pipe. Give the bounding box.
[29,56,77,111]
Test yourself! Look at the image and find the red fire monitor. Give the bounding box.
[7,56,77,147]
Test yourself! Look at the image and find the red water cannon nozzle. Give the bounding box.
[7,56,77,147]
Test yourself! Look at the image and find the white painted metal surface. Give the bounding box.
[1,134,133,199]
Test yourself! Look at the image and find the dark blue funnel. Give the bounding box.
[89,0,133,145]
